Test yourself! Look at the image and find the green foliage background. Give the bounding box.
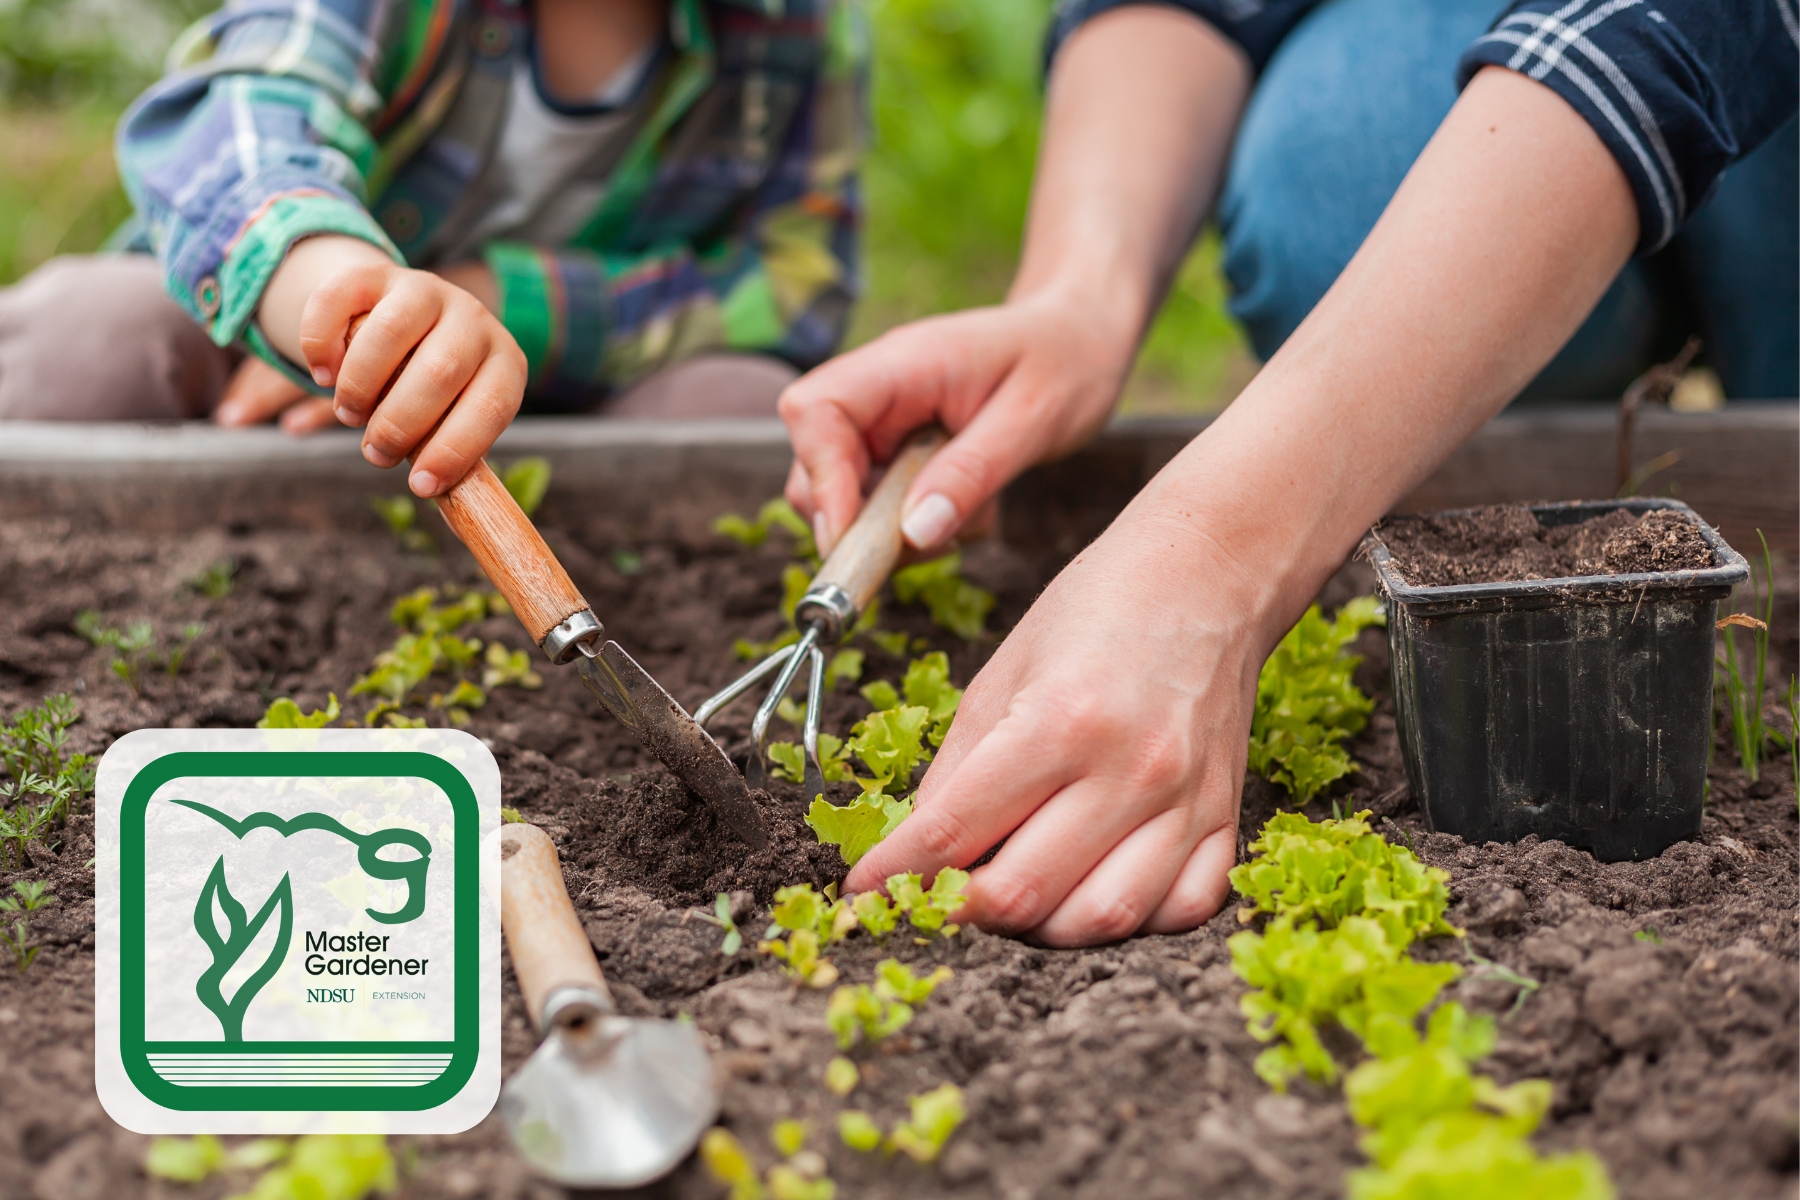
[0,0,1250,410]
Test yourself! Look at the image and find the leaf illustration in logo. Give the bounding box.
[193,858,294,1042]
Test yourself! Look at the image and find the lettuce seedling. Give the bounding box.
[1248,597,1385,802]
[852,891,900,941]
[482,642,543,690]
[761,885,854,985]
[825,1056,860,1096]
[714,497,817,559]
[1345,1110,1613,1200]
[1230,809,1457,949]
[370,494,436,554]
[701,1128,765,1200]
[760,928,838,989]
[826,982,913,1050]
[699,892,745,955]
[145,1134,287,1183]
[888,868,970,939]
[892,553,994,641]
[847,706,932,793]
[875,959,952,1005]
[804,792,912,868]
[770,735,854,785]
[838,1111,884,1153]
[826,649,864,688]
[887,1083,966,1163]
[772,1119,809,1158]
[185,559,238,601]
[500,456,552,517]
[429,679,486,725]
[257,695,341,730]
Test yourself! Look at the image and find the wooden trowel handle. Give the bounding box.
[810,425,950,617]
[499,822,611,1028]
[343,314,588,647]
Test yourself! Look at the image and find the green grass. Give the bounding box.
[0,0,1252,412]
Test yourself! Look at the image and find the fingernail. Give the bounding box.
[363,443,398,469]
[901,493,958,550]
[214,403,242,426]
[312,366,333,387]
[410,469,440,496]
[812,511,832,555]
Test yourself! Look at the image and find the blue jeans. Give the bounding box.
[1216,0,1799,400]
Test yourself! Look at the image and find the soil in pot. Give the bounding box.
[1377,503,1715,588]
[0,509,1793,1200]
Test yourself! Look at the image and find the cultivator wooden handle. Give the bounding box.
[797,425,949,639]
[499,822,613,1028]
[343,315,589,649]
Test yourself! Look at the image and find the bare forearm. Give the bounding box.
[1013,6,1251,337]
[1140,67,1639,645]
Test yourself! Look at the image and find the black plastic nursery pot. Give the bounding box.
[1368,498,1750,863]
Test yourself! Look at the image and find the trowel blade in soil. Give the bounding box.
[500,1017,719,1188]
[576,642,769,849]
[802,758,824,805]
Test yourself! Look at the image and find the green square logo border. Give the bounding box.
[119,751,480,1112]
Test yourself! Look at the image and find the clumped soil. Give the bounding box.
[0,507,1794,1200]
[1377,504,1716,587]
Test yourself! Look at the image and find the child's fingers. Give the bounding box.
[406,348,526,497]
[214,357,309,427]
[278,396,340,435]
[357,314,487,468]
[335,277,445,426]
[298,260,394,388]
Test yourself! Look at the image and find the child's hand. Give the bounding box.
[258,235,527,498]
[213,357,336,432]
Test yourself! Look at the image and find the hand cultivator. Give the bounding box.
[693,427,948,798]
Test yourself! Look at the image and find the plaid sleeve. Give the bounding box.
[115,0,403,387]
[1045,0,1325,74]
[482,4,865,403]
[1459,0,1799,254]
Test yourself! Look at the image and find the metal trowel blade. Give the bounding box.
[576,641,770,848]
[500,1018,719,1188]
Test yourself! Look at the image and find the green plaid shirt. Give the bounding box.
[118,0,866,406]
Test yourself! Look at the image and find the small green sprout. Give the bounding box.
[838,1111,883,1153]
[611,548,644,575]
[1462,942,1542,1019]
[185,559,237,601]
[852,891,899,941]
[804,791,912,868]
[866,629,910,657]
[875,959,952,1005]
[892,553,993,641]
[713,497,816,559]
[0,881,53,972]
[74,612,156,695]
[1633,928,1663,944]
[769,735,854,785]
[888,868,970,939]
[429,679,486,725]
[1716,531,1776,778]
[1,694,94,798]
[701,1127,765,1200]
[256,695,341,730]
[825,649,864,688]
[771,1119,809,1159]
[223,1134,395,1200]
[825,1056,860,1096]
[164,621,207,677]
[145,1134,288,1182]
[761,928,838,989]
[371,494,436,553]
[826,982,913,1050]
[1248,597,1386,802]
[500,456,552,517]
[483,642,544,690]
[887,1083,966,1163]
[499,807,524,824]
[847,706,932,794]
[699,892,745,955]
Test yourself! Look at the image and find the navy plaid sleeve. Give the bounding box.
[1459,0,1800,254]
[1045,0,1324,74]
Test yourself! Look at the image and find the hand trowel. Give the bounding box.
[498,821,718,1185]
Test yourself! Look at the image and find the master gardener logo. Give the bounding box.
[95,730,499,1135]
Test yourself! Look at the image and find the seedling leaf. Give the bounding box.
[825,1056,860,1096]
[500,456,552,516]
[887,1083,965,1163]
[838,1111,883,1153]
[257,695,341,730]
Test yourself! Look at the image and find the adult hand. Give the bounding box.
[258,236,526,497]
[842,503,1262,946]
[779,288,1138,555]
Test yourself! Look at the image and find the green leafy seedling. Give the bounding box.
[165,621,207,677]
[700,1127,765,1200]
[75,612,156,695]
[769,734,854,785]
[1715,532,1775,779]
[888,868,970,939]
[825,649,864,688]
[847,706,932,794]
[760,928,838,989]
[0,880,53,972]
[771,1119,809,1158]
[892,553,993,640]
[1248,597,1385,802]
[699,892,745,955]
[825,1056,860,1096]
[370,494,436,554]
[826,982,912,1050]
[713,497,817,560]
[875,958,952,1005]
[257,695,341,730]
[887,1083,966,1163]
[852,890,899,941]
[483,642,543,690]
[226,1133,396,1200]
[805,791,912,867]
[185,559,237,601]
[499,806,524,824]
[838,1111,883,1153]
[500,456,552,516]
[1462,942,1541,1019]
[146,1135,288,1182]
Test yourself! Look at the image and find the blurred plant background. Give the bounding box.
[0,0,1252,411]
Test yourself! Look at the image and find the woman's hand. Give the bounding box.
[779,289,1138,554]
[842,504,1266,946]
[257,236,525,497]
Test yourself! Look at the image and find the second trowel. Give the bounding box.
[428,458,768,848]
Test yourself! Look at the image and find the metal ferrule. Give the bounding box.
[540,609,604,665]
[793,584,858,643]
[540,983,625,1061]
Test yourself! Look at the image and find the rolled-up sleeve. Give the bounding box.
[1459,0,1799,254]
[1045,0,1324,74]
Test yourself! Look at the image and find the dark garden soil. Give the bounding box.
[1377,504,1716,587]
[0,506,1794,1200]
